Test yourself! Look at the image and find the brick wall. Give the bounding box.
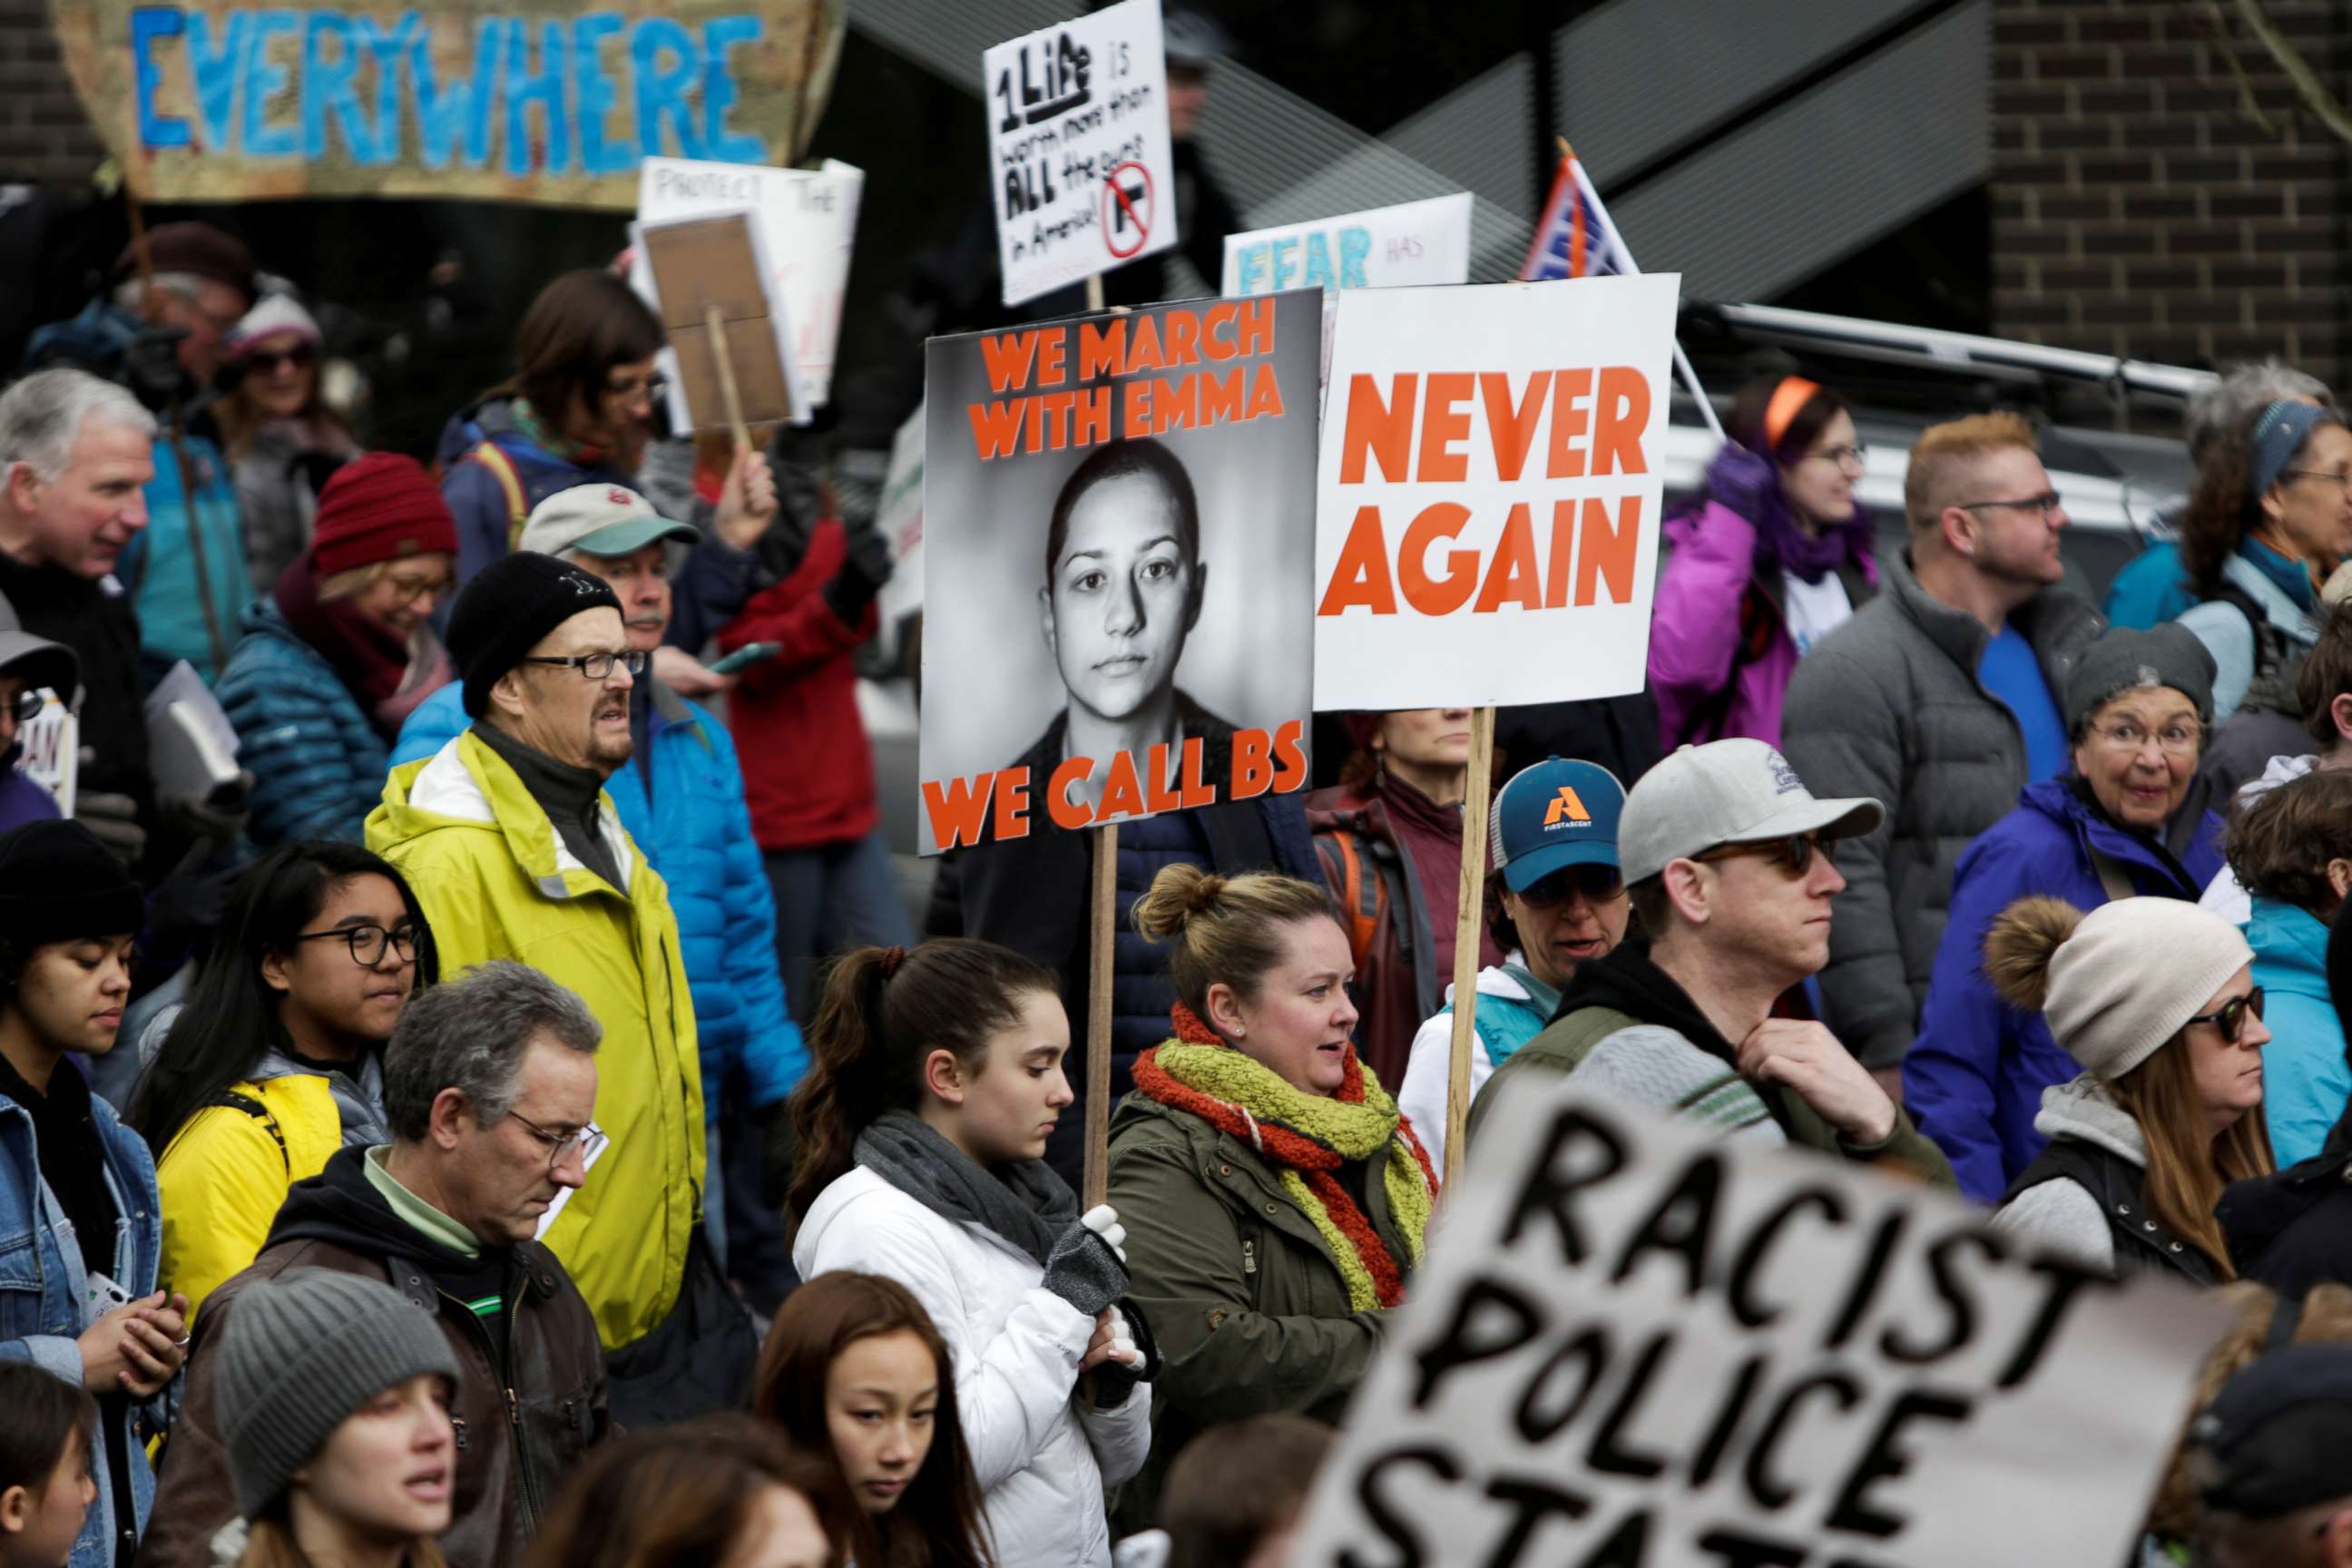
[0,0,105,184]
[1991,0,2351,389]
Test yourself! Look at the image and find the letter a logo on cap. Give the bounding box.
[1544,787,1592,828]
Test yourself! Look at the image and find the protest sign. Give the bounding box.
[14,691,76,818]
[873,404,926,662]
[1291,1086,2234,1568]
[637,156,864,408]
[1222,192,1474,298]
[1313,276,1679,711]
[917,290,1319,854]
[985,0,1174,308]
[633,210,805,439]
[53,0,843,206]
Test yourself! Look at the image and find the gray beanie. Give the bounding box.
[2063,623,2218,730]
[215,1270,462,1517]
[2042,897,2254,1080]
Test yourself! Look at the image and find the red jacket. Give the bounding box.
[717,519,879,849]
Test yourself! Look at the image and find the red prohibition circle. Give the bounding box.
[1102,162,1155,260]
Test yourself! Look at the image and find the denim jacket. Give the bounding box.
[0,1082,168,1568]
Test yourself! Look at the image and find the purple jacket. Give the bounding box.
[0,747,62,835]
[1651,500,1878,749]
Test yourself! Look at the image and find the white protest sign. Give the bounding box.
[1313,277,1678,710]
[1291,1086,2233,1568]
[635,156,865,409]
[1222,192,1474,297]
[985,0,1173,307]
[14,689,75,817]
[873,403,926,656]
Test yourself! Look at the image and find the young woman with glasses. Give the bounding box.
[132,841,437,1320]
[1987,894,2272,1283]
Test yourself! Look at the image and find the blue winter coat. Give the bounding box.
[435,399,639,589]
[116,432,252,686]
[0,1079,166,1568]
[394,680,806,1117]
[2249,896,2347,1167]
[214,596,388,847]
[2102,539,2198,631]
[1904,776,2226,1201]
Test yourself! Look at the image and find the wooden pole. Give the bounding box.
[1086,273,1106,313]
[704,304,753,458]
[1443,706,1498,1186]
[1083,819,1120,1208]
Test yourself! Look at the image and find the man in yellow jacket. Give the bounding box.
[367,550,750,1422]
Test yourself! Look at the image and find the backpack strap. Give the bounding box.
[2208,580,2295,682]
[209,1089,289,1175]
[467,440,530,548]
[1314,826,1387,969]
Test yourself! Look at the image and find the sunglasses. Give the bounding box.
[7,690,41,726]
[2185,986,2265,1045]
[1693,833,1838,878]
[1515,863,1626,907]
[248,345,316,374]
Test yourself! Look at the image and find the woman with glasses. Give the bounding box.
[1396,758,1630,1174]
[1651,375,1879,748]
[216,294,359,593]
[2177,398,2352,724]
[214,455,459,847]
[1905,626,2230,1201]
[1985,894,2270,1281]
[132,841,436,1321]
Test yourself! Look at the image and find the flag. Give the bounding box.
[1520,146,1632,281]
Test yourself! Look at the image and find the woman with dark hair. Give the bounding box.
[133,840,435,1319]
[1650,374,1878,748]
[2176,397,2352,722]
[214,295,360,594]
[530,1414,846,1568]
[0,1364,99,1568]
[753,1272,991,1568]
[785,941,1147,1567]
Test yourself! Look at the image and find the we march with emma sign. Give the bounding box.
[1290,1084,2233,1568]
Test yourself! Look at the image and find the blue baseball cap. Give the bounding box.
[1489,759,1627,893]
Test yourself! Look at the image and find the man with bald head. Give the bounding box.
[1780,412,2104,1090]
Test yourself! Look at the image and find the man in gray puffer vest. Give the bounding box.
[1781,412,2102,1083]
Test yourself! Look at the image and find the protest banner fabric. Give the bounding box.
[1313,277,1679,711]
[917,291,1319,852]
[985,0,1174,307]
[1221,192,1474,298]
[1291,1085,2233,1568]
[637,157,863,408]
[54,0,843,206]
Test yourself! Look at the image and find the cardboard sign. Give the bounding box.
[632,210,806,434]
[985,0,1174,307]
[1221,192,1475,298]
[13,691,75,818]
[1292,1087,2233,1568]
[1313,277,1679,711]
[53,0,844,207]
[917,292,1320,851]
[636,156,864,408]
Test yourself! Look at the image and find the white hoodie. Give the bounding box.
[2198,751,2318,925]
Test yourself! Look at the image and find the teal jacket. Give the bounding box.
[2249,896,2346,1166]
[118,432,251,684]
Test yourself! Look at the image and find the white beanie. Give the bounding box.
[226,292,319,357]
[2043,897,2255,1079]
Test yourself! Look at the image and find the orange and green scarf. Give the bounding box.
[1132,1004,1438,1310]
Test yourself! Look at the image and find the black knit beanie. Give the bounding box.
[0,821,145,946]
[445,551,622,719]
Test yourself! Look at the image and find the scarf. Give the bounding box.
[1695,442,1876,585]
[854,1108,1078,1268]
[1132,1004,1437,1311]
[511,397,623,474]
[274,552,452,740]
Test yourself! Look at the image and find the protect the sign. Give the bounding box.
[632,210,804,434]
[1291,1086,2232,1568]
[636,156,864,408]
[985,0,1174,307]
[1221,192,1475,298]
[1313,276,1679,711]
[917,292,1320,851]
[54,0,843,207]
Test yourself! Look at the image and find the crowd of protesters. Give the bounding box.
[10,208,2352,1568]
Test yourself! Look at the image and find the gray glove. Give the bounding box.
[159,769,253,848]
[73,789,147,865]
[1042,1203,1131,1318]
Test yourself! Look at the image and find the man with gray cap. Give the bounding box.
[136,963,610,1568]
[1466,738,1953,1181]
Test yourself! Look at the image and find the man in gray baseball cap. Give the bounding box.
[1467,739,1954,1183]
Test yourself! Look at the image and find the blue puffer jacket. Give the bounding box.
[116,431,251,686]
[2249,896,2347,1167]
[1904,775,2226,1201]
[435,398,639,588]
[394,679,805,1117]
[0,1076,166,1568]
[214,596,388,847]
[2102,538,2198,631]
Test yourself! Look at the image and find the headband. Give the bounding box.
[877,945,907,978]
[1761,377,1822,454]
[2249,399,2329,500]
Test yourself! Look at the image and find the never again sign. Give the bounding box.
[1291,1088,2230,1568]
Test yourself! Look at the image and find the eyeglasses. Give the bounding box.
[520,650,646,681]
[248,345,315,375]
[603,372,668,406]
[2185,986,2265,1045]
[1694,833,1838,878]
[1515,864,1627,907]
[7,689,42,726]
[505,1111,608,1173]
[1803,443,1869,473]
[2088,719,2202,756]
[2283,468,2352,495]
[382,569,450,606]
[1956,492,2064,520]
[293,923,419,967]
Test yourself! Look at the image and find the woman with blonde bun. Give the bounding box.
[1986,895,2274,1281]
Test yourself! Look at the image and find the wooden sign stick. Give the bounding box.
[1443,705,1498,1186]
[704,304,754,457]
[1083,819,1121,1209]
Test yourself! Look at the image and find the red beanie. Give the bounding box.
[312,454,460,577]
